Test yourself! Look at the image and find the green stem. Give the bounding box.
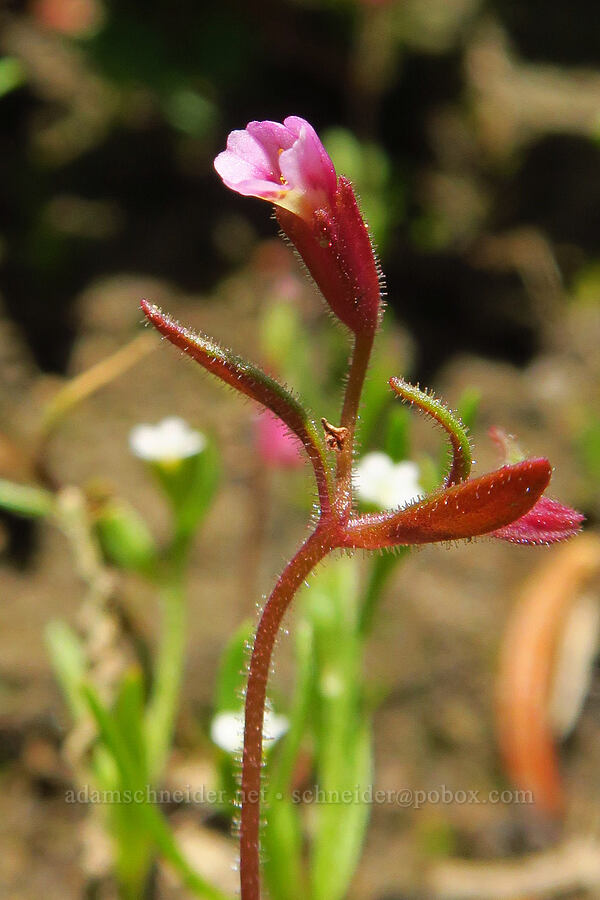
[146,557,188,781]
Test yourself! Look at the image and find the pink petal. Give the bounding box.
[492,497,585,545]
[214,125,292,198]
[281,116,337,199]
[221,129,274,177]
[246,120,296,171]
[213,158,284,201]
[214,117,337,218]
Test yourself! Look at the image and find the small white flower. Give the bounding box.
[210,709,289,755]
[129,417,206,463]
[354,452,422,510]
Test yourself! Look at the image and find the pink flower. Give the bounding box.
[255,410,303,469]
[214,117,337,221]
[214,116,382,334]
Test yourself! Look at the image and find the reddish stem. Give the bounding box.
[335,327,375,515]
[240,324,377,899]
[240,525,334,900]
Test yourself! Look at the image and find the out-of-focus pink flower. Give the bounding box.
[214,117,337,222]
[31,0,105,36]
[255,410,303,469]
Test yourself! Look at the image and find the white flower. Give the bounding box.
[129,417,206,463]
[210,709,289,755]
[354,452,422,510]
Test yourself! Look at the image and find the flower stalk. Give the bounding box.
[142,115,583,900]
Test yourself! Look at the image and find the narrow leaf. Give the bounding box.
[141,300,332,512]
[83,685,230,900]
[389,377,472,486]
[113,666,148,778]
[45,620,87,720]
[0,478,53,518]
[215,620,254,713]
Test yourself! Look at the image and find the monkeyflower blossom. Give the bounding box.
[214,117,337,221]
[129,417,206,463]
[215,117,381,333]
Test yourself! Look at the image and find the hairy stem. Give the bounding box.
[335,327,375,513]
[240,527,332,900]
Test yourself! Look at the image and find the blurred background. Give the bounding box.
[1,0,600,897]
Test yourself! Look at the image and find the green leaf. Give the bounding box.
[83,684,231,900]
[211,621,254,814]
[95,499,158,575]
[262,797,305,900]
[310,718,372,900]
[263,621,313,900]
[457,386,481,432]
[300,558,373,900]
[0,58,25,98]
[0,478,53,518]
[111,668,155,897]
[45,620,87,721]
[157,438,220,541]
[260,301,323,418]
[163,88,217,137]
[144,582,187,782]
[577,416,600,486]
[384,405,411,462]
[358,547,409,637]
[359,325,409,451]
[323,127,395,249]
[214,620,254,713]
[260,302,303,375]
[113,666,148,778]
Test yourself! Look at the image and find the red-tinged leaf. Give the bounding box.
[141,300,333,512]
[492,497,585,545]
[343,458,552,549]
[496,535,600,817]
